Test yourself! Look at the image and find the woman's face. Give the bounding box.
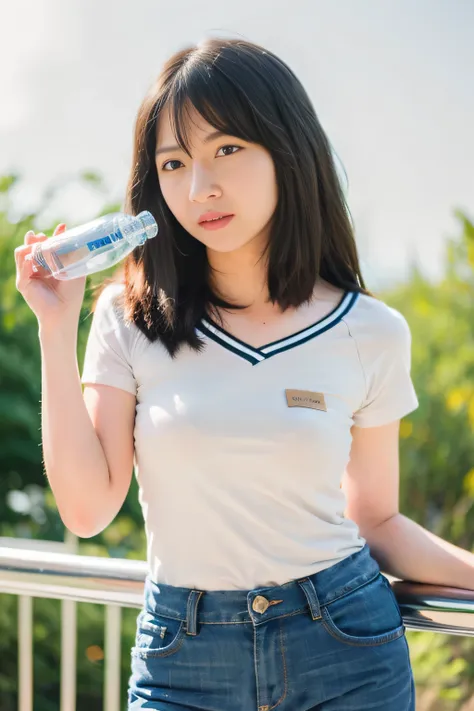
[155,105,278,254]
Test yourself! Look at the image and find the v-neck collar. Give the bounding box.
[196,290,360,366]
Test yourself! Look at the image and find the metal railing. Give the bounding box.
[1,539,474,710]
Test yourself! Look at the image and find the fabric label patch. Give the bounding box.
[285,389,327,411]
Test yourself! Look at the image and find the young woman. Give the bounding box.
[15,36,474,711]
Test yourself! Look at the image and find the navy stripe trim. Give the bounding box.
[261,292,360,362]
[198,318,266,356]
[261,290,353,351]
[196,323,261,365]
[197,290,360,365]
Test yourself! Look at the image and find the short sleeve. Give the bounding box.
[80,284,137,396]
[352,307,419,428]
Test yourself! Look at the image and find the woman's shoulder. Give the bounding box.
[94,280,126,309]
[89,280,138,339]
[92,281,131,324]
[345,290,412,347]
[316,279,409,336]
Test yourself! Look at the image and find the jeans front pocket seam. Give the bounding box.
[321,606,406,648]
[131,619,186,659]
[131,635,186,659]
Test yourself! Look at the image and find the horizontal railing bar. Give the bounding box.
[1,546,474,633]
[392,580,474,637]
[0,545,147,607]
[0,543,148,580]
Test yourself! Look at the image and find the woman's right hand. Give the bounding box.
[15,224,87,331]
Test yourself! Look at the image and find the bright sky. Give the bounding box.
[1,0,473,290]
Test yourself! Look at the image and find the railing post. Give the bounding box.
[18,594,33,711]
[60,531,78,711]
[60,598,77,711]
[104,605,122,711]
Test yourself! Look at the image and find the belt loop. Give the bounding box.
[186,590,203,636]
[297,577,322,620]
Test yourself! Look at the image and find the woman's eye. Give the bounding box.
[216,145,241,157]
[162,159,183,172]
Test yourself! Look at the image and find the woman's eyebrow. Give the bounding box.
[155,130,229,156]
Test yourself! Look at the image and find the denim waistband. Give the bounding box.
[143,543,381,634]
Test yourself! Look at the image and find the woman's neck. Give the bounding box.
[207,243,272,313]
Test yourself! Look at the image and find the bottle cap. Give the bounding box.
[137,211,159,240]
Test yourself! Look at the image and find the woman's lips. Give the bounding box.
[199,215,235,230]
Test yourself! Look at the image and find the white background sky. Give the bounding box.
[1,0,473,290]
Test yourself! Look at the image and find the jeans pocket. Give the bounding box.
[321,572,405,647]
[131,609,186,659]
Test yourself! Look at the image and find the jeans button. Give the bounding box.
[252,595,270,614]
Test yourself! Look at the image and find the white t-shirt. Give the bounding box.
[80,283,419,590]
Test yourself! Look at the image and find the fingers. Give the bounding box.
[53,223,67,237]
[15,233,44,271]
[24,230,45,245]
[14,224,66,275]
[21,223,66,245]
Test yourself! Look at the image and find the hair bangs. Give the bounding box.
[165,59,266,157]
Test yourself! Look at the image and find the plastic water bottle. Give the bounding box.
[25,210,158,280]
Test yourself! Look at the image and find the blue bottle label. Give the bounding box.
[87,228,124,251]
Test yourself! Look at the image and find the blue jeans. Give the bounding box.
[127,543,415,710]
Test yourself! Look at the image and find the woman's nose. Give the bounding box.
[189,166,222,203]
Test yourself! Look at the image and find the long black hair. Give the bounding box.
[96,37,372,357]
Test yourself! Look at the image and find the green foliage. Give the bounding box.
[1,173,474,708]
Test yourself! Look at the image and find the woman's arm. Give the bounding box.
[39,322,135,538]
[342,420,474,590]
